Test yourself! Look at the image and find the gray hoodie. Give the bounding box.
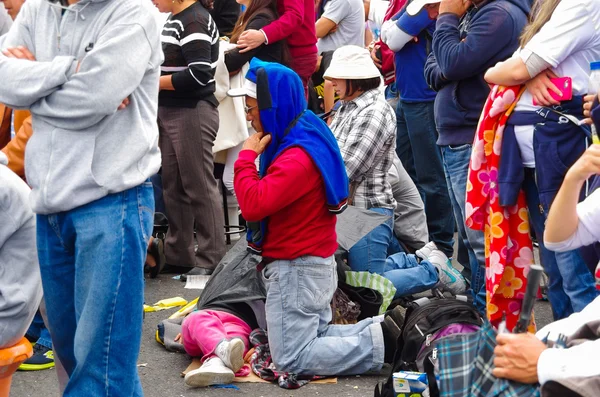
[0,152,42,349]
[0,0,162,214]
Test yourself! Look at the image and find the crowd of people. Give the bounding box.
[1,0,600,394]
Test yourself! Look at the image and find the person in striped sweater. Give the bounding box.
[153,0,226,275]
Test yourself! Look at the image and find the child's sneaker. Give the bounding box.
[184,357,235,388]
[215,339,245,373]
[18,344,55,371]
[426,248,466,295]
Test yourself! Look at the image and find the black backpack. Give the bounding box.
[375,295,483,397]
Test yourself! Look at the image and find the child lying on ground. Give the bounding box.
[179,302,259,387]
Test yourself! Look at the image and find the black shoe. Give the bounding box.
[147,238,165,279]
[18,344,55,371]
[385,306,406,329]
[380,316,401,364]
[179,267,214,282]
[161,263,194,274]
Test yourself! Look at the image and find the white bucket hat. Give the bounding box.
[323,45,381,80]
[406,0,442,16]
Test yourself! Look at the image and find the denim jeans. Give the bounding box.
[396,101,455,258]
[26,311,52,350]
[348,208,394,275]
[384,253,439,299]
[36,182,153,396]
[441,144,486,314]
[522,169,598,320]
[262,255,384,376]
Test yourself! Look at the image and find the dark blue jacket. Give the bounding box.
[424,0,530,146]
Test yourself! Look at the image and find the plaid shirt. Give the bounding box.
[330,89,396,210]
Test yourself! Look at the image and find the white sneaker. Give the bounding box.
[215,339,245,373]
[415,241,438,262]
[184,357,235,388]
[426,248,467,295]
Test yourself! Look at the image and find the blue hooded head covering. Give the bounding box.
[244,58,349,254]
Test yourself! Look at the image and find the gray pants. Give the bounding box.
[158,101,225,269]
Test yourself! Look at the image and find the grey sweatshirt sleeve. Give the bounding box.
[0,3,76,109]
[28,23,155,131]
[0,157,43,349]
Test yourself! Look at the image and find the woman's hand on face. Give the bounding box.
[525,70,561,107]
[242,132,272,155]
[582,93,598,125]
[566,144,600,183]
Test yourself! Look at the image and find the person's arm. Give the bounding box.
[317,0,350,38]
[338,107,394,182]
[316,17,337,38]
[382,8,431,53]
[26,20,158,131]
[432,5,516,81]
[1,115,32,178]
[225,14,271,73]
[0,3,77,109]
[544,145,600,251]
[234,145,320,222]
[484,57,531,87]
[424,51,448,91]
[237,0,304,51]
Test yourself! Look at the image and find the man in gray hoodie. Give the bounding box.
[0,0,162,394]
[0,151,42,350]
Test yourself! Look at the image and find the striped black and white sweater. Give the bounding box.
[159,1,220,108]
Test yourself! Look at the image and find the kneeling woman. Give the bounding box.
[325,46,464,296]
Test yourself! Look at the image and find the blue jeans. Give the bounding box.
[262,255,384,376]
[523,169,598,320]
[384,253,439,298]
[396,101,455,257]
[441,144,486,314]
[36,182,153,396]
[26,311,53,350]
[348,208,394,275]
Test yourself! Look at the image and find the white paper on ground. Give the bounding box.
[184,275,211,290]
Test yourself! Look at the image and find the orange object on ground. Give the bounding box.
[0,338,33,397]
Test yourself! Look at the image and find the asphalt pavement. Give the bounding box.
[11,244,554,397]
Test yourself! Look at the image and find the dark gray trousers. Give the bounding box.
[158,101,225,270]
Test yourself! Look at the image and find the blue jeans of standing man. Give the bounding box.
[522,169,598,320]
[395,101,455,257]
[348,208,395,275]
[262,255,384,376]
[36,182,154,396]
[441,144,486,314]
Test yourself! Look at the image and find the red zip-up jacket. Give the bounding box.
[234,147,337,260]
[261,0,318,58]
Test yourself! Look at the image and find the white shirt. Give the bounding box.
[536,295,600,385]
[317,0,365,53]
[513,0,600,167]
[545,187,600,253]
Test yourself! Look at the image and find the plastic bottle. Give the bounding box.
[588,61,600,143]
